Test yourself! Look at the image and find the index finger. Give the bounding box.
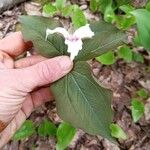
[0,32,32,57]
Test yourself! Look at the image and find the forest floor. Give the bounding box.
[0,1,150,150]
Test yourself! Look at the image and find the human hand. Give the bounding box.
[0,32,73,148]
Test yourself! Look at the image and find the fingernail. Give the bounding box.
[59,56,73,72]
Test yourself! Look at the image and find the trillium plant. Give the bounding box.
[20,16,126,142]
[45,24,95,61]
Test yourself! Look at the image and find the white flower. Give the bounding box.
[45,24,94,61]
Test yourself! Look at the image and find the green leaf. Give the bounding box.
[13,120,35,140]
[104,3,116,23]
[62,5,73,17]
[33,0,49,6]
[137,88,149,99]
[133,35,142,46]
[110,123,128,140]
[76,20,126,61]
[118,45,132,62]
[146,1,150,12]
[132,52,144,63]
[55,0,66,10]
[115,14,136,30]
[96,51,116,65]
[51,61,115,142]
[56,122,76,150]
[71,6,87,28]
[20,16,67,58]
[38,119,57,137]
[43,3,57,16]
[119,4,134,14]
[115,0,131,7]
[131,99,145,122]
[98,0,112,13]
[131,9,150,51]
[90,0,98,12]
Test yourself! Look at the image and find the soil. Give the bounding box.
[1,1,150,150]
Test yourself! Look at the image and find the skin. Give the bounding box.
[0,32,73,148]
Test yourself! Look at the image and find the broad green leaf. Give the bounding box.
[131,9,150,51]
[56,122,76,150]
[137,88,149,99]
[131,99,145,122]
[43,3,57,16]
[132,52,144,63]
[71,6,87,28]
[51,61,115,142]
[20,16,67,58]
[118,45,132,62]
[96,51,116,65]
[110,123,128,140]
[38,119,57,137]
[13,120,35,140]
[76,21,126,61]
[55,0,66,10]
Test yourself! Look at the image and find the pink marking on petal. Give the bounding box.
[66,35,80,42]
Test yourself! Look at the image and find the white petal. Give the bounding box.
[65,39,83,61]
[46,27,70,40]
[74,24,94,39]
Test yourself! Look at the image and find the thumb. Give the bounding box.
[13,56,73,92]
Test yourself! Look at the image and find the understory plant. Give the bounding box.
[20,15,126,142]
[13,119,76,150]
